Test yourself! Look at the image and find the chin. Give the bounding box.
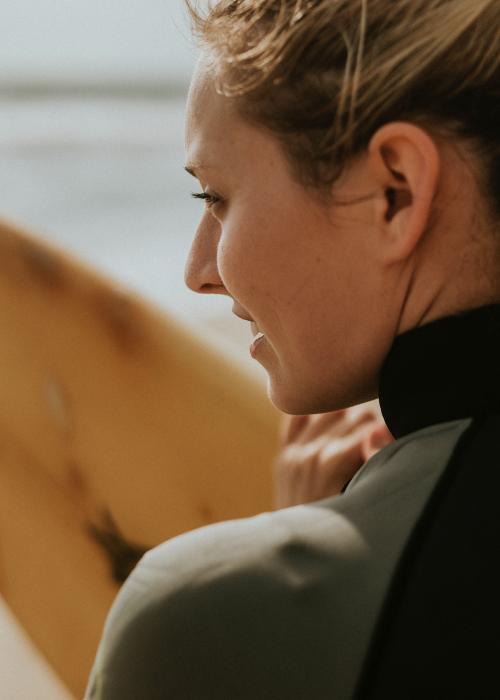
[267,370,376,415]
[266,377,344,415]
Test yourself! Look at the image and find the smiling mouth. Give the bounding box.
[250,321,266,340]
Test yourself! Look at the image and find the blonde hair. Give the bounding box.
[185,0,500,219]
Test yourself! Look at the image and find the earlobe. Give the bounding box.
[369,122,440,263]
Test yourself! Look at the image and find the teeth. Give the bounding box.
[253,332,265,342]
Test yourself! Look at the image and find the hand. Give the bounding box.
[272,400,394,509]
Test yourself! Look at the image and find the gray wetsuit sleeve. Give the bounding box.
[85,419,470,700]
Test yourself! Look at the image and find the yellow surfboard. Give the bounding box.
[0,215,281,697]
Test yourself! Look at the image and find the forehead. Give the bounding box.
[185,60,218,133]
[184,57,301,193]
[184,57,289,185]
[185,60,237,164]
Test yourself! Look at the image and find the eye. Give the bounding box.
[191,191,221,210]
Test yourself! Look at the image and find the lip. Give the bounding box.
[250,332,266,357]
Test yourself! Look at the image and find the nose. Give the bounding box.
[184,211,228,296]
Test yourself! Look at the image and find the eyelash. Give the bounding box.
[191,191,221,209]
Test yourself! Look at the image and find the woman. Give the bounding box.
[85,0,500,697]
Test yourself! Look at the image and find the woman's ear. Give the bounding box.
[368,122,440,263]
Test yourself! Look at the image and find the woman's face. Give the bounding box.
[184,60,399,414]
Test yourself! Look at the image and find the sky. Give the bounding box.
[0,1,196,88]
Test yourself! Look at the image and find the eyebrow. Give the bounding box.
[184,164,215,178]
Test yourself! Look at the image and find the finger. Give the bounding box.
[341,401,380,426]
[333,407,380,438]
[307,406,378,445]
[313,419,383,489]
[272,447,303,509]
[298,409,348,442]
[370,399,384,422]
[318,432,365,481]
[360,423,395,462]
[303,400,384,442]
[279,413,308,444]
[353,398,382,420]
[306,436,366,501]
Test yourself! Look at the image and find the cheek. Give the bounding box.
[216,235,251,296]
[216,217,274,296]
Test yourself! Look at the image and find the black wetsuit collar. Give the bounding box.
[379,304,500,439]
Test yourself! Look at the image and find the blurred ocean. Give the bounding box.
[1,98,190,302]
[0,0,194,90]
[0,94,264,377]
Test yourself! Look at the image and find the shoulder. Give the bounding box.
[98,501,363,639]
[86,420,473,699]
[86,505,362,699]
